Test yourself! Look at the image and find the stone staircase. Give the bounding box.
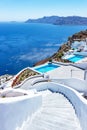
[24,90,82,130]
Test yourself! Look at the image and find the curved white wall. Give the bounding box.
[1,80,87,130]
[52,78,87,93]
[32,82,87,130]
[13,74,43,89]
[0,93,42,130]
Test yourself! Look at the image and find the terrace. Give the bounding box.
[0,61,87,130]
[62,40,87,63]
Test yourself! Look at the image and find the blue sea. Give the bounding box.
[0,22,87,75]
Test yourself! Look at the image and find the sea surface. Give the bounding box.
[0,22,87,75]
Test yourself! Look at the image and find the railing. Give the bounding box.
[71,69,82,77]
[31,78,50,86]
[70,69,87,81]
[52,60,71,66]
[84,70,87,80]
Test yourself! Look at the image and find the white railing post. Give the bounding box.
[71,69,72,77]
[71,69,84,79]
[84,70,87,80]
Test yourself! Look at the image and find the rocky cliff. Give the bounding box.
[35,30,87,66]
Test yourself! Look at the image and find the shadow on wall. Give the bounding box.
[53,78,87,93]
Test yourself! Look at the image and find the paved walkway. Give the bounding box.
[46,65,84,79]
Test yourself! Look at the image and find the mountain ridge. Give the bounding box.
[26,16,87,25]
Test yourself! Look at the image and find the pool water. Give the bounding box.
[34,63,60,73]
[68,55,84,62]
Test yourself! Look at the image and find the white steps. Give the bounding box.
[24,90,82,130]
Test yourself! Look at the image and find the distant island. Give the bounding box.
[26,16,87,25]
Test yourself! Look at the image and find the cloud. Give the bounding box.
[18,48,57,62]
[44,43,60,47]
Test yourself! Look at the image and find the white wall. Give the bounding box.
[1,80,87,130]
[32,82,87,130]
[74,52,87,56]
[52,78,87,93]
[0,94,42,130]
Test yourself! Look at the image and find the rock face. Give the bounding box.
[35,30,87,65]
[26,16,87,25]
[34,57,51,66]
[52,44,71,62]
[68,30,87,42]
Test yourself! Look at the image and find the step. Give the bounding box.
[24,90,82,130]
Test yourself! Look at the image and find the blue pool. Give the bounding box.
[68,55,84,62]
[34,63,60,73]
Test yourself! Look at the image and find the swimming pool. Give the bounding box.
[68,55,84,62]
[34,63,60,73]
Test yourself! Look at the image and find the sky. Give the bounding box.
[0,0,87,21]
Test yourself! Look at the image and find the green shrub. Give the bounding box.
[57,52,64,58]
[49,58,52,62]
